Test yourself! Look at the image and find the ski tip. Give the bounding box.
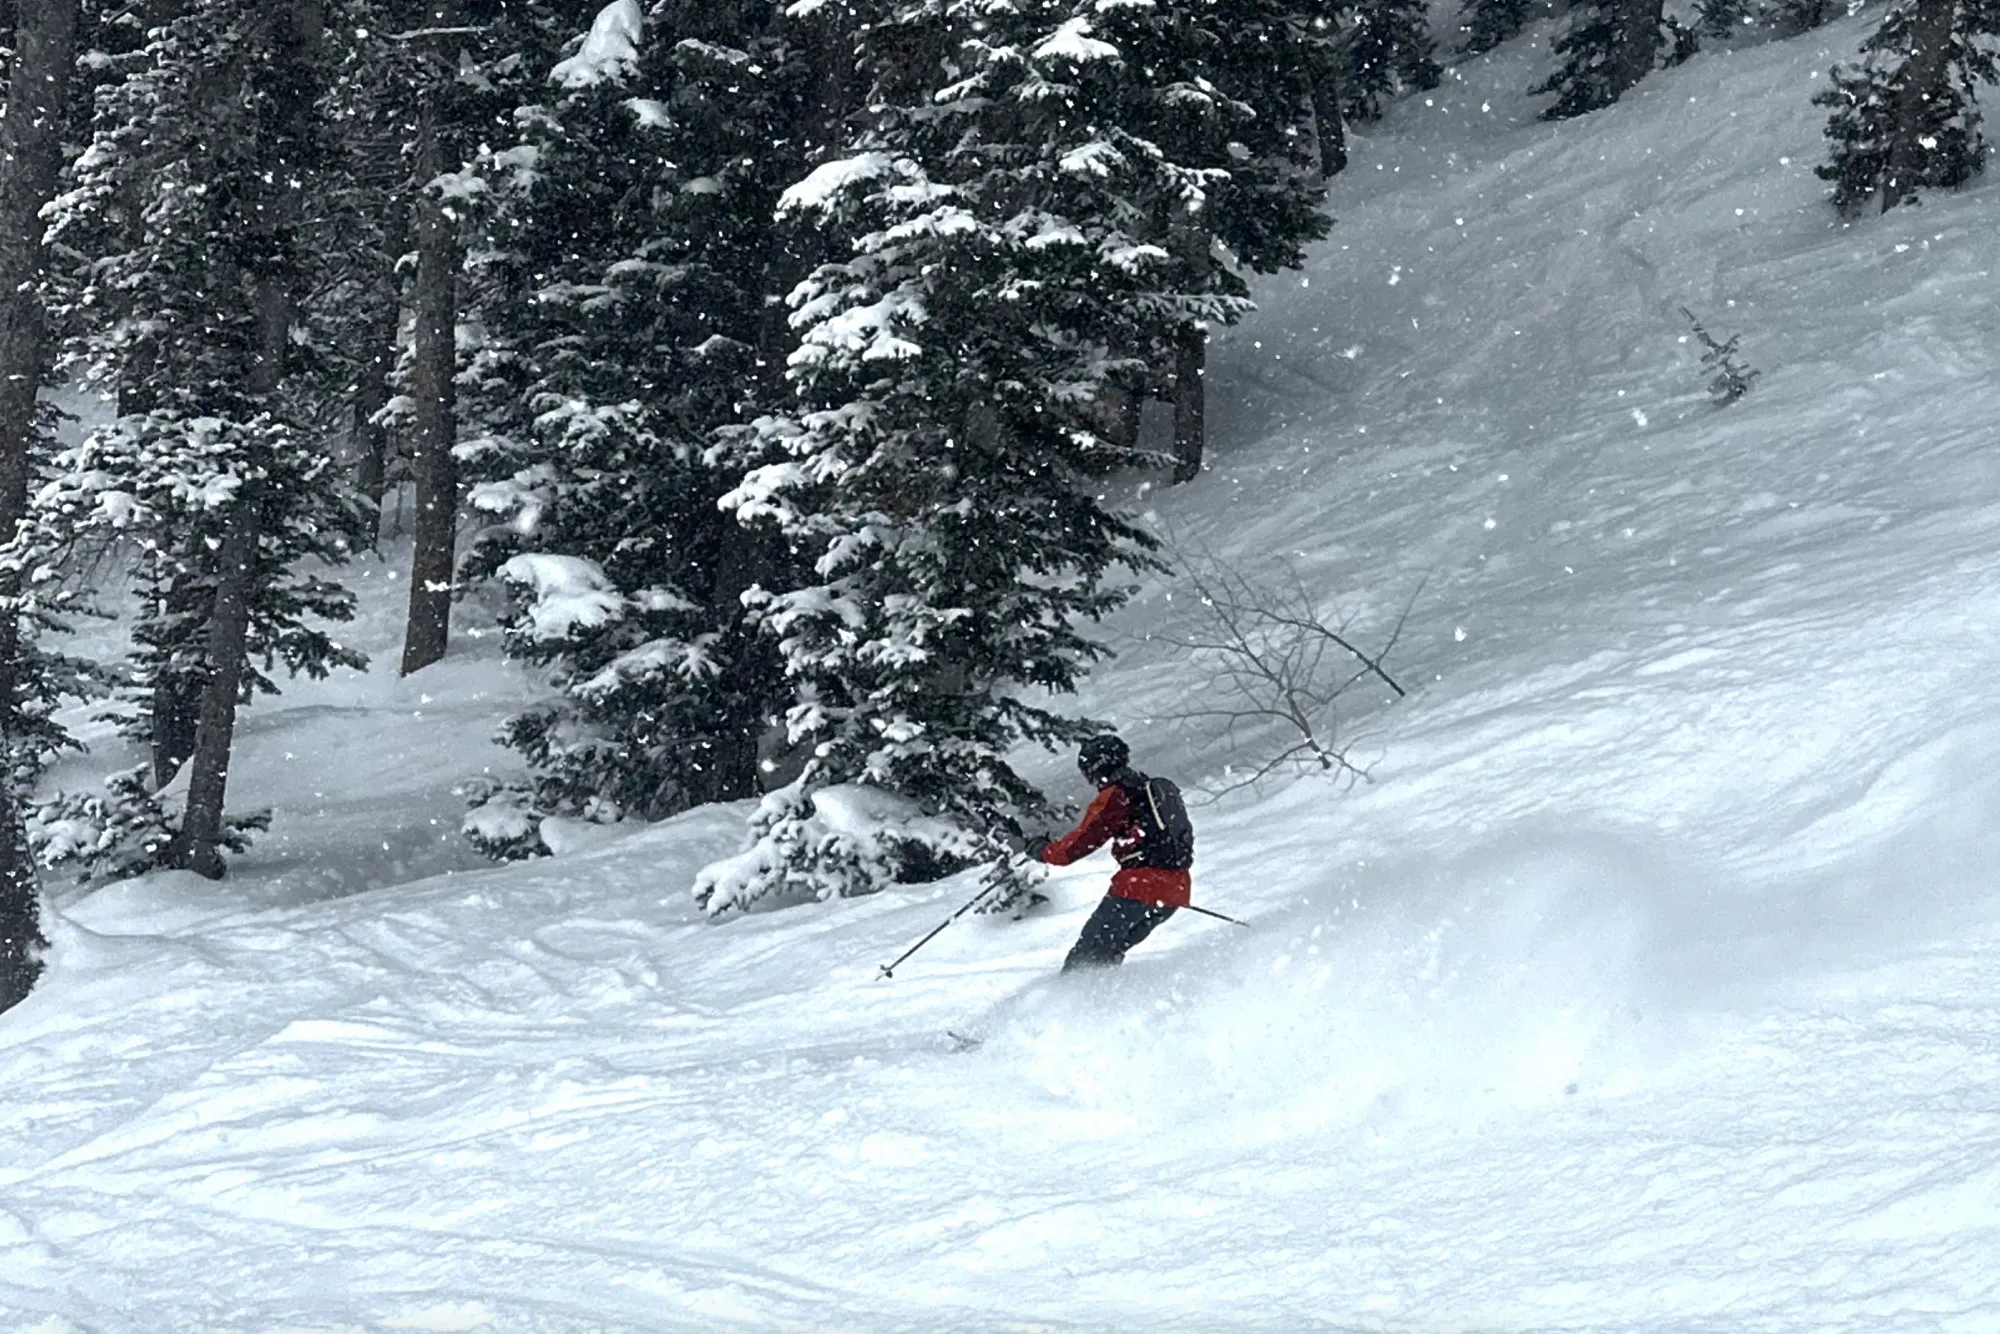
[945,1029,985,1052]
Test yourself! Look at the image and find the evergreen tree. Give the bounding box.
[320,0,598,531]
[457,0,809,857]
[1815,0,2000,213]
[37,0,368,879]
[1766,0,1839,36]
[1694,0,1754,40]
[0,0,79,1007]
[694,0,1330,915]
[1340,0,1442,121]
[1531,0,1682,119]
[315,0,415,529]
[1149,0,1342,481]
[1458,0,1541,56]
[333,149,405,529]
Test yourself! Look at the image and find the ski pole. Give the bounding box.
[878,886,996,979]
[1180,902,1250,928]
[877,858,1023,979]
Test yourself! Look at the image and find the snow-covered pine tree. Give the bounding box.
[37,0,368,880]
[1339,0,1442,120]
[993,1,1336,484]
[695,0,1329,915]
[321,0,599,532]
[1458,0,1542,56]
[695,1,1155,913]
[1104,0,1336,481]
[1766,0,1839,35]
[1531,0,1682,118]
[313,0,419,529]
[1695,0,1754,40]
[0,0,80,1007]
[1294,5,1353,179]
[456,0,809,858]
[1814,0,2000,213]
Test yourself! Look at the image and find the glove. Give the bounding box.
[1001,827,1046,858]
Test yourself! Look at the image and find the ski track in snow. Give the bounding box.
[7,19,2000,1333]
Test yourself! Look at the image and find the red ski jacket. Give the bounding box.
[1036,782,1192,908]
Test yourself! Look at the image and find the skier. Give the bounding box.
[1034,735,1195,971]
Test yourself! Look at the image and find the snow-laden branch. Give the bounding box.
[552,0,643,89]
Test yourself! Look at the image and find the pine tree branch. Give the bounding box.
[386,25,484,41]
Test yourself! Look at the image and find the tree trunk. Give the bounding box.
[0,786,37,1007]
[352,322,396,523]
[1168,202,1210,485]
[352,209,405,537]
[689,516,779,808]
[1306,45,1349,182]
[400,93,458,676]
[150,661,201,790]
[0,0,77,1008]
[1171,322,1206,485]
[1115,388,1141,454]
[168,506,257,879]
[0,0,72,639]
[168,0,321,879]
[1882,0,1960,212]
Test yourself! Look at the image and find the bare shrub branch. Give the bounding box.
[1152,542,1417,795]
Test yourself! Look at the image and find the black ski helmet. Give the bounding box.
[1077,734,1129,782]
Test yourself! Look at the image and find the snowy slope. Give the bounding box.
[7,19,2000,1332]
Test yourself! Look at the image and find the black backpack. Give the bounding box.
[1123,775,1195,870]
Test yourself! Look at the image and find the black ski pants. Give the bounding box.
[1062,894,1177,972]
